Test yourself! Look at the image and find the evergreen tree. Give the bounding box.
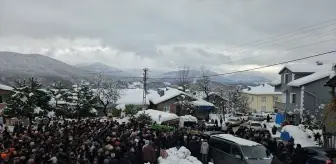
[71,81,98,118]
[3,77,51,123]
[48,81,71,117]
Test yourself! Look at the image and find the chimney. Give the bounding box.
[157,89,165,97]
[316,61,323,65]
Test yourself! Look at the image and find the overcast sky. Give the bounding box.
[1,0,336,79]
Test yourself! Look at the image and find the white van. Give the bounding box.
[179,115,198,128]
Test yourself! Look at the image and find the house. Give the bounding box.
[273,62,336,123]
[242,83,281,113]
[148,87,215,119]
[114,88,155,116]
[0,84,14,113]
[323,72,336,134]
[207,92,228,111]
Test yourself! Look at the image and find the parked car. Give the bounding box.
[226,118,241,127]
[251,114,266,121]
[234,112,249,122]
[304,147,336,164]
[248,121,264,131]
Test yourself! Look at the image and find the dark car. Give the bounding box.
[202,131,224,140]
[304,147,336,164]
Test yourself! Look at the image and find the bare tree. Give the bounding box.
[197,67,211,100]
[225,86,250,113]
[95,74,120,116]
[177,66,191,92]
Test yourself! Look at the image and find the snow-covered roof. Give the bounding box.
[190,100,214,107]
[242,83,281,95]
[0,84,13,91]
[288,71,334,87]
[279,63,332,74]
[212,134,260,146]
[148,87,185,104]
[116,89,154,105]
[136,109,179,124]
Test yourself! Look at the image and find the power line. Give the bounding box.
[206,50,336,78]
[112,50,336,80]
[229,18,336,49]
[228,28,336,57]
[226,37,336,64]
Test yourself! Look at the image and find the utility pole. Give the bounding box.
[142,68,149,110]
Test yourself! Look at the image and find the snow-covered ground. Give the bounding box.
[261,121,281,139]
[157,146,202,164]
[281,125,319,147]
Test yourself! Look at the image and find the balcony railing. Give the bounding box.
[274,102,298,111]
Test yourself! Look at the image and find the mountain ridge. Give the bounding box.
[0,51,271,86]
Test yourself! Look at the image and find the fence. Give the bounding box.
[324,132,336,148]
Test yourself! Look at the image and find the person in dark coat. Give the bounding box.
[291,144,306,164]
[272,125,277,135]
[220,117,223,127]
[188,136,200,159]
[142,142,156,164]
[267,115,271,122]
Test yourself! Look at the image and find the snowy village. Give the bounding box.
[1,1,336,164]
[0,62,335,164]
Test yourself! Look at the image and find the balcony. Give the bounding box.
[274,102,298,111]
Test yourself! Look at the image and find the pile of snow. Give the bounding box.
[158,147,202,164]
[136,109,179,124]
[281,125,318,147]
[242,83,281,95]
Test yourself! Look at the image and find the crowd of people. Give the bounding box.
[0,116,322,164]
[0,118,198,164]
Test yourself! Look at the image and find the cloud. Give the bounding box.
[1,0,336,79]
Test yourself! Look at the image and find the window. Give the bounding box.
[284,73,289,84]
[212,139,231,153]
[290,93,296,104]
[241,145,270,159]
[231,145,243,158]
[163,105,170,112]
[273,96,278,102]
[261,106,266,112]
[261,97,266,102]
[281,93,286,103]
[250,96,254,101]
[0,96,2,103]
